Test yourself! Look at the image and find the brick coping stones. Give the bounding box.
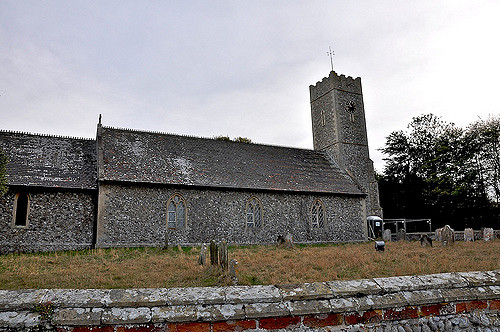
[0,270,499,330]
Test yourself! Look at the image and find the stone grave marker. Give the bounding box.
[440,225,455,246]
[397,229,406,241]
[198,243,208,265]
[229,259,238,277]
[210,240,218,266]
[483,228,494,241]
[435,228,443,242]
[464,228,474,242]
[219,240,229,271]
[383,229,391,241]
[420,234,433,247]
[284,232,294,248]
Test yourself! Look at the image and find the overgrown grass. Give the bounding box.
[0,240,498,289]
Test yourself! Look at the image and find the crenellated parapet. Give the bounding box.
[309,71,362,101]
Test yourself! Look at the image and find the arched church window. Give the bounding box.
[246,197,262,228]
[13,192,30,227]
[311,199,325,229]
[167,194,187,229]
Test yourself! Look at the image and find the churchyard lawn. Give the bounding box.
[0,240,498,289]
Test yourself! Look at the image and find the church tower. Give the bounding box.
[310,71,382,217]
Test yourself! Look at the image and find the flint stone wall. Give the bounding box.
[0,270,499,331]
[0,190,95,253]
[96,184,366,247]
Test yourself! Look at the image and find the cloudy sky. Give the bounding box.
[1,1,499,172]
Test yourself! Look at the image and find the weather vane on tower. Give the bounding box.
[327,46,335,72]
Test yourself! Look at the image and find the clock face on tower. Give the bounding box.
[345,100,356,122]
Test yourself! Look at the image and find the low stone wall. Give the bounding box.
[0,270,499,331]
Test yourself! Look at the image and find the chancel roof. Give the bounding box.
[98,126,363,195]
[0,131,97,190]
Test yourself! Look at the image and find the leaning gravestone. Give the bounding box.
[210,240,218,266]
[464,228,474,242]
[229,259,238,278]
[435,228,443,242]
[483,228,494,241]
[219,240,229,271]
[198,243,208,265]
[397,229,406,241]
[420,234,433,247]
[440,225,455,246]
[383,229,391,241]
[229,259,238,285]
[284,232,294,248]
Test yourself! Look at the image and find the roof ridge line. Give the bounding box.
[0,129,94,141]
[101,125,316,152]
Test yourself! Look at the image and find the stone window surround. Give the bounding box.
[245,196,263,229]
[12,192,30,228]
[311,198,326,229]
[167,193,187,229]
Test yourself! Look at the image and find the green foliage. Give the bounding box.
[214,135,252,143]
[0,148,8,197]
[214,135,231,141]
[32,301,54,321]
[234,137,252,143]
[379,114,498,229]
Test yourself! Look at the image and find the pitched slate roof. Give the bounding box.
[0,131,97,190]
[98,126,363,195]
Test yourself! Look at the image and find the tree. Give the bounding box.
[467,116,500,205]
[214,135,252,143]
[0,148,8,197]
[379,114,495,229]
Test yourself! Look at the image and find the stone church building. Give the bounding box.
[0,71,382,253]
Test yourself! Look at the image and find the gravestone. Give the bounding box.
[210,240,218,266]
[229,259,238,285]
[464,228,474,242]
[435,228,443,242]
[277,233,294,248]
[420,234,433,247]
[440,225,455,246]
[383,229,391,241]
[219,240,228,271]
[483,228,494,241]
[198,243,208,265]
[229,259,238,277]
[284,232,294,248]
[397,229,406,241]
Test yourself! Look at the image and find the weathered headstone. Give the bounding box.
[483,228,494,241]
[229,259,238,277]
[284,232,294,248]
[440,225,455,246]
[435,228,443,242]
[210,240,218,266]
[198,243,208,265]
[464,228,474,242]
[218,240,228,271]
[397,229,406,241]
[382,229,391,241]
[420,234,433,247]
[229,259,238,285]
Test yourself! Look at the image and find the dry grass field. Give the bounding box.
[0,240,498,290]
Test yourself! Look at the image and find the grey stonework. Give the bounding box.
[0,270,498,330]
[310,72,382,218]
[96,184,366,247]
[1,71,380,252]
[0,190,95,253]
